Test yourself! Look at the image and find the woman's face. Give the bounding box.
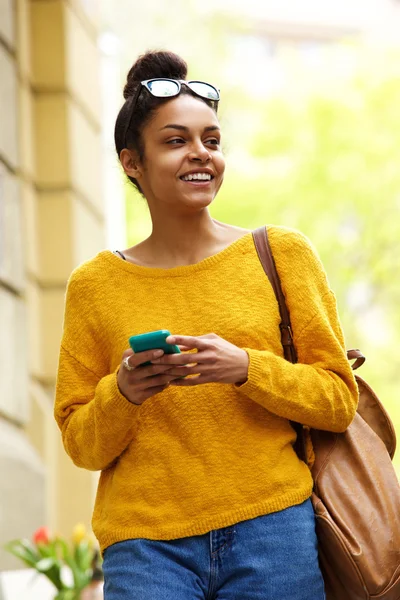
[132,94,225,211]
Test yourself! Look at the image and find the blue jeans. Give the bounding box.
[103,498,325,600]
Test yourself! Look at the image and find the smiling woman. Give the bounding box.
[117,95,225,219]
[54,50,359,600]
[114,52,220,196]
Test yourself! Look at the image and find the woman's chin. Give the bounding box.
[183,186,216,202]
[182,194,215,210]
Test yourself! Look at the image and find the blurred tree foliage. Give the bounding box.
[125,42,400,473]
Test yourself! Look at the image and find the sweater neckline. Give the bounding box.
[102,230,255,278]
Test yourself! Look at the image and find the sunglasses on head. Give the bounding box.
[123,78,220,148]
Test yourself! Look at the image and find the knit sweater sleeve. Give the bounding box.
[54,265,140,471]
[236,227,359,433]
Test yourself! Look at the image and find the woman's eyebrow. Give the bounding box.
[159,124,220,132]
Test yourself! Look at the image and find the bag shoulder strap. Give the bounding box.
[252,226,306,461]
[252,227,366,371]
[252,226,297,364]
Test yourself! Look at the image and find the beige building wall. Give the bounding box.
[0,0,105,570]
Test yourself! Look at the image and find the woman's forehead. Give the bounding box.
[150,95,220,132]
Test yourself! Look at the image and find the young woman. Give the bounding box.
[55,50,358,600]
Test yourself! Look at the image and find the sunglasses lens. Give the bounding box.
[188,81,220,101]
[147,79,180,97]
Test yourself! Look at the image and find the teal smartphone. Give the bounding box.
[129,330,181,365]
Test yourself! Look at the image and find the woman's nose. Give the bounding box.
[188,143,211,162]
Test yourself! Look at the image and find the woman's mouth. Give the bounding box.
[179,172,214,186]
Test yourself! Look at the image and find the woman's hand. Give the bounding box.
[151,333,249,386]
[117,349,180,405]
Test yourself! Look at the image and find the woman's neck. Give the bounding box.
[124,213,248,269]
[151,212,219,262]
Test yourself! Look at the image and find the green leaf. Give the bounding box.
[57,540,83,589]
[36,557,57,572]
[54,538,91,591]
[74,540,92,572]
[19,539,41,561]
[54,539,72,562]
[33,557,66,590]
[4,541,39,567]
[37,540,58,560]
[55,590,82,600]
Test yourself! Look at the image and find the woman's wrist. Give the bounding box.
[116,370,141,405]
[234,349,249,385]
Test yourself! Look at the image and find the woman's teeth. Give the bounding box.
[181,173,212,181]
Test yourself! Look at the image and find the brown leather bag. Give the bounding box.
[252,226,400,600]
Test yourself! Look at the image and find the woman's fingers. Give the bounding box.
[152,353,196,366]
[144,373,178,388]
[134,363,178,380]
[123,348,165,368]
[118,349,178,405]
[169,374,207,386]
[166,335,210,350]
[165,364,208,377]
[121,334,248,389]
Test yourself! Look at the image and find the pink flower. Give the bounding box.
[32,526,50,545]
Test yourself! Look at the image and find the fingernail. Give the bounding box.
[154,350,164,357]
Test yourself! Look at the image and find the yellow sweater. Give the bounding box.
[54,225,358,554]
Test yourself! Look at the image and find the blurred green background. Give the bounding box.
[104,0,400,474]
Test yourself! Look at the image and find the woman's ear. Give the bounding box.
[120,148,143,180]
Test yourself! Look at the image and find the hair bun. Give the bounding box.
[123,51,188,99]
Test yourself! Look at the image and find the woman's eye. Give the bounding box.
[206,138,220,146]
[167,138,185,145]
